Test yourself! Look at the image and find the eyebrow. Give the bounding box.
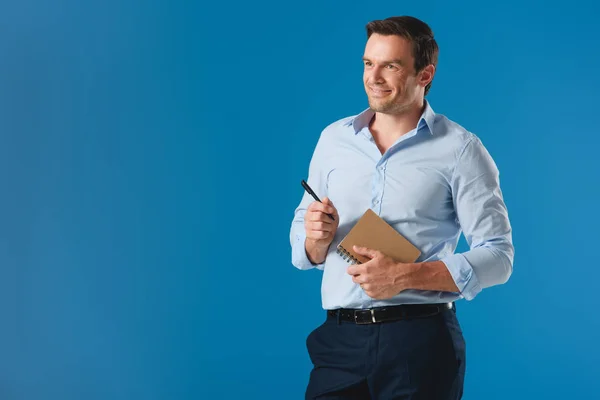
[362,57,404,65]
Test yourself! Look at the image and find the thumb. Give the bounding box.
[353,245,379,259]
[322,197,338,216]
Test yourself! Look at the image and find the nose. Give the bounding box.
[368,66,385,84]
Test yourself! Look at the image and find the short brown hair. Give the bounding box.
[366,16,439,95]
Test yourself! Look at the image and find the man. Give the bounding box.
[289,16,514,400]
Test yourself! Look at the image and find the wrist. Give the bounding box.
[392,261,418,290]
[399,261,459,293]
[305,238,331,265]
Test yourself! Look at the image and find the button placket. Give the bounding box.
[372,161,385,209]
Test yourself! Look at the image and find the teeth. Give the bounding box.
[371,88,389,95]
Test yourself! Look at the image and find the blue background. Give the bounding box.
[1,1,599,399]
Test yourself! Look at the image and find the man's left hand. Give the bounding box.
[347,245,416,300]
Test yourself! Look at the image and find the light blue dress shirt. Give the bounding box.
[290,101,514,310]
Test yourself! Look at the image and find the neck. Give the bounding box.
[370,99,426,142]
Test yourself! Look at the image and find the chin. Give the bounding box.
[369,100,394,113]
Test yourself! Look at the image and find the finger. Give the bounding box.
[306,230,330,240]
[366,291,380,299]
[306,211,335,223]
[347,265,364,276]
[308,200,335,216]
[305,220,331,230]
[305,211,334,223]
[322,197,339,218]
[352,246,380,259]
[305,221,333,232]
[347,265,357,275]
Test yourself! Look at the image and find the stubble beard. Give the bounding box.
[367,86,419,116]
[368,95,408,115]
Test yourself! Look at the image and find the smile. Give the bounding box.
[369,87,392,97]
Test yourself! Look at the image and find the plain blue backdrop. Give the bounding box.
[1,0,599,399]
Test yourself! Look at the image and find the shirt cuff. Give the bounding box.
[292,232,325,271]
[440,253,481,300]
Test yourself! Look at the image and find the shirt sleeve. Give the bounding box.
[441,136,514,300]
[289,132,328,271]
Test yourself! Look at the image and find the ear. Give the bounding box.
[418,64,435,89]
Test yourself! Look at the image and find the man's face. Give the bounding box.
[362,34,428,114]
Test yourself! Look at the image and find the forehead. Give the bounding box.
[363,33,413,63]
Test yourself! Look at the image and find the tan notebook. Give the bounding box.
[336,209,421,264]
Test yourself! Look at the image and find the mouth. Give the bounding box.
[368,87,392,97]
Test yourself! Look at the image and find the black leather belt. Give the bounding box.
[327,303,453,325]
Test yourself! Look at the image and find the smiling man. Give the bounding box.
[290,16,514,400]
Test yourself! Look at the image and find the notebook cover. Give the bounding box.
[336,209,421,264]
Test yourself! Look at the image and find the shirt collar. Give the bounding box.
[344,100,436,135]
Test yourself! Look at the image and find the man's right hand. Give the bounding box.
[304,197,339,265]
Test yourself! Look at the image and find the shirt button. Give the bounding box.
[374,199,380,205]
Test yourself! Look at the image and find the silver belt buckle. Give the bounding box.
[354,309,377,324]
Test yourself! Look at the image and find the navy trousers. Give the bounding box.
[305,305,466,400]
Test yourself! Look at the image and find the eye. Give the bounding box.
[385,64,397,70]
[364,60,373,67]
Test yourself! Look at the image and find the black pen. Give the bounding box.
[301,179,335,221]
